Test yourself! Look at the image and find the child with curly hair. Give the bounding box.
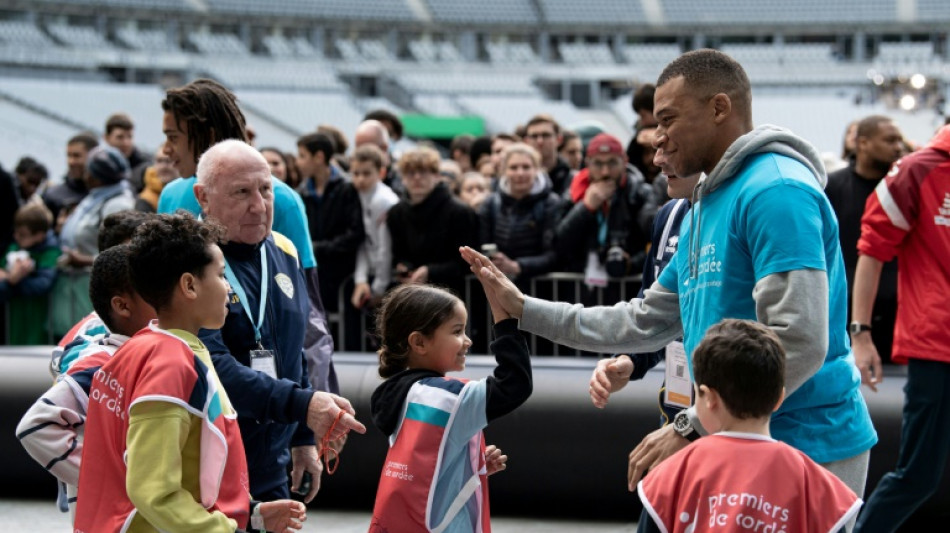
[74,213,305,533]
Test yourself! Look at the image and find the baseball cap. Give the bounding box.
[586,133,624,158]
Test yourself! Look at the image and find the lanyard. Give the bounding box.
[224,245,268,345]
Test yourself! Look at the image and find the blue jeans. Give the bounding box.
[854,359,950,532]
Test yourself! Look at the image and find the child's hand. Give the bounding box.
[589,355,634,409]
[485,445,507,476]
[260,499,307,532]
[7,257,35,284]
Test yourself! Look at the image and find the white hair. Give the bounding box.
[196,139,269,191]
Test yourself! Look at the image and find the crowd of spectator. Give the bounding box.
[0,90,670,353]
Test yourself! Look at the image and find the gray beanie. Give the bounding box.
[86,145,131,185]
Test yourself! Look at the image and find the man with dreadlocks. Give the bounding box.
[156,78,347,502]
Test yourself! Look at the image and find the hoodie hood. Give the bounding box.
[371,368,443,436]
[701,124,827,195]
[498,172,549,198]
[685,124,827,279]
[929,124,950,153]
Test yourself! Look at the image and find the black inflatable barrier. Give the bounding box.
[3,348,949,525]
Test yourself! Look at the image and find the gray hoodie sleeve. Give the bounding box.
[753,269,828,396]
[681,269,829,438]
[519,280,683,354]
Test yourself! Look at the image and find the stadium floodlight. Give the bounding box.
[910,73,927,90]
[872,73,885,86]
[899,94,917,111]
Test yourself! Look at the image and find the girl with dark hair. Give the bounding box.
[368,283,532,533]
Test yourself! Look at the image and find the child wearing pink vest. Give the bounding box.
[369,284,533,533]
[637,319,861,533]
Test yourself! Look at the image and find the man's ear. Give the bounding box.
[408,331,427,355]
[193,182,209,211]
[711,93,732,124]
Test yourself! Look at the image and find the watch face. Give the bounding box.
[674,412,690,432]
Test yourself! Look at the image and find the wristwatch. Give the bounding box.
[673,410,701,442]
[848,322,872,335]
[250,502,265,533]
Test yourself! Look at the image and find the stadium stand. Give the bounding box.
[661,0,897,25]
[424,0,538,24]
[204,0,418,20]
[538,0,648,26]
[0,0,947,180]
[558,42,616,65]
[115,26,182,52]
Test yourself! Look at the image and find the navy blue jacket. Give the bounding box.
[628,198,691,381]
[200,233,313,498]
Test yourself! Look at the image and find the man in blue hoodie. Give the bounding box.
[462,49,876,516]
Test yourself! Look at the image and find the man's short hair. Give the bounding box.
[525,113,561,136]
[297,132,337,163]
[364,109,403,140]
[161,78,247,167]
[397,146,441,175]
[105,113,134,135]
[692,319,785,420]
[15,156,48,182]
[13,203,52,235]
[856,115,894,140]
[128,213,226,313]
[89,244,135,332]
[352,144,385,171]
[632,83,656,114]
[68,132,99,151]
[98,210,153,251]
[657,49,752,117]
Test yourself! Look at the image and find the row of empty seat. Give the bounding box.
[1,18,947,73]
[23,0,950,24]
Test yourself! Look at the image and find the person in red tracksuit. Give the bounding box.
[852,124,950,532]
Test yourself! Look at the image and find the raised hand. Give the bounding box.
[459,246,526,320]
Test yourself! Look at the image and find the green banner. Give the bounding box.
[401,114,484,139]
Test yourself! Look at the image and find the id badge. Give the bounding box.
[584,251,608,288]
[250,349,278,379]
[663,341,693,409]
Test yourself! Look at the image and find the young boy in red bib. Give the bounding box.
[74,213,305,533]
[637,319,862,533]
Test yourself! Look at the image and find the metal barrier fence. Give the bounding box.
[330,272,643,356]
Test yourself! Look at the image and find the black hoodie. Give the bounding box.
[371,319,533,436]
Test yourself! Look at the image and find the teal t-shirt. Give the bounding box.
[658,152,877,463]
[157,175,316,269]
